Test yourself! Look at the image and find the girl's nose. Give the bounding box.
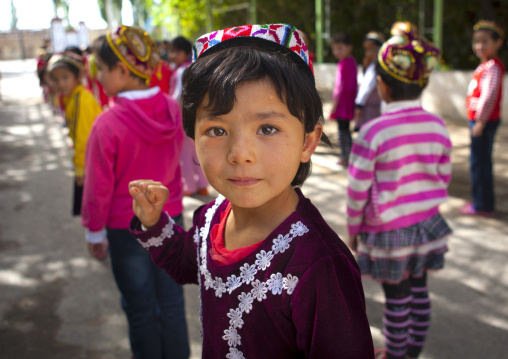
[227,134,255,164]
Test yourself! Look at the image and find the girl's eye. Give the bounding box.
[258,125,278,136]
[206,127,226,137]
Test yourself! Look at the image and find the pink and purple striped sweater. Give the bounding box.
[347,99,452,237]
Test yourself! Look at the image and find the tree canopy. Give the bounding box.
[112,0,508,69]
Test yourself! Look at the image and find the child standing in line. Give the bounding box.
[330,33,358,167]
[354,31,385,131]
[129,24,374,358]
[48,53,102,216]
[170,36,209,196]
[347,25,452,359]
[81,25,190,359]
[461,20,505,216]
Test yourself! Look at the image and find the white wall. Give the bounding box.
[314,63,508,124]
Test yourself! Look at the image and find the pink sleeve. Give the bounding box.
[81,119,116,232]
[332,62,343,100]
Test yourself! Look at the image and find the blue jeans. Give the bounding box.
[469,120,500,212]
[107,214,190,359]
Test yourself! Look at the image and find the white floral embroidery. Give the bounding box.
[290,221,309,237]
[266,272,284,295]
[251,279,268,302]
[227,308,244,329]
[226,275,242,294]
[226,347,245,359]
[213,277,227,298]
[254,250,274,270]
[271,233,291,254]
[237,292,253,314]
[222,327,241,347]
[193,226,200,244]
[282,274,299,295]
[136,214,174,249]
[239,263,257,285]
[193,196,309,358]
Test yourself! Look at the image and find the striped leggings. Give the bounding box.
[382,273,430,358]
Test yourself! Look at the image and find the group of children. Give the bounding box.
[35,16,503,359]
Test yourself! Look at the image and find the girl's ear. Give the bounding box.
[300,123,323,164]
[116,61,130,79]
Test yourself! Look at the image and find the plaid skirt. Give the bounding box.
[356,213,451,284]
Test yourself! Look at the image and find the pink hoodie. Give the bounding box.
[82,88,184,232]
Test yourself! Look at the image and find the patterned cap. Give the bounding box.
[473,20,505,39]
[378,22,440,86]
[193,24,313,77]
[48,52,84,73]
[107,25,160,84]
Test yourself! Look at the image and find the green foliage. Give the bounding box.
[148,0,508,69]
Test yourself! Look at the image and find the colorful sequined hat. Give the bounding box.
[193,24,314,78]
[473,20,505,39]
[107,25,160,84]
[48,52,84,72]
[378,22,440,86]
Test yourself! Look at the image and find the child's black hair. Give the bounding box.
[65,46,83,56]
[171,36,192,54]
[181,46,331,187]
[474,27,502,41]
[332,33,352,45]
[375,61,425,100]
[93,35,145,83]
[51,61,81,79]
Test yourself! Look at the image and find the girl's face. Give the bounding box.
[50,67,80,97]
[332,42,353,61]
[170,48,190,67]
[194,78,321,211]
[95,57,124,97]
[472,30,502,62]
[362,40,379,67]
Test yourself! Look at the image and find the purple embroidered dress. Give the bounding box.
[130,189,374,358]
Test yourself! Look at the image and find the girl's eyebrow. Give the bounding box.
[254,111,289,120]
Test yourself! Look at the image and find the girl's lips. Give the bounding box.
[228,178,260,186]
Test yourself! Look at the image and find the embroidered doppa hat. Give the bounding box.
[107,25,160,84]
[48,52,84,73]
[378,22,439,87]
[473,20,505,39]
[192,24,314,79]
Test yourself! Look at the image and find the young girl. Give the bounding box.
[48,52,102,216]
[461,20,505,216]
[330,33,358,167]
[129,24,374,358]
[170,35,209,196]
[81,25,190,359]
[354,31,385,131]
[347,25,452,359]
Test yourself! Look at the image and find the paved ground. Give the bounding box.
[0,59,507,359]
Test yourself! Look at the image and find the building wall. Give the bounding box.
[0,29,108,60]
[314,63,508,123]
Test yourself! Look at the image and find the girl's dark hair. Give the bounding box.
[332,33,352,45]
[181,45,331,187]
[93,35,145,82]
[474,28,502,41]
[51,62,80,79]
[65,46,83,56]
[171,36,192,54]
[94,35,119,70]
[375,61,425,100]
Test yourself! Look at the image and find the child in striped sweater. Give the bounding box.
[347,22,452,359]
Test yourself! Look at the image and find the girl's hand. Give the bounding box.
[472,121,486,137]
[75,176,84,186]
[347,235,358,252]
[129,180,169,229]
[87,241,108,260]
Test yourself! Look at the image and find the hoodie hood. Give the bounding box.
[114,88,183,144]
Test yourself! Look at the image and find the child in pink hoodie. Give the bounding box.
[81,26,190,359]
